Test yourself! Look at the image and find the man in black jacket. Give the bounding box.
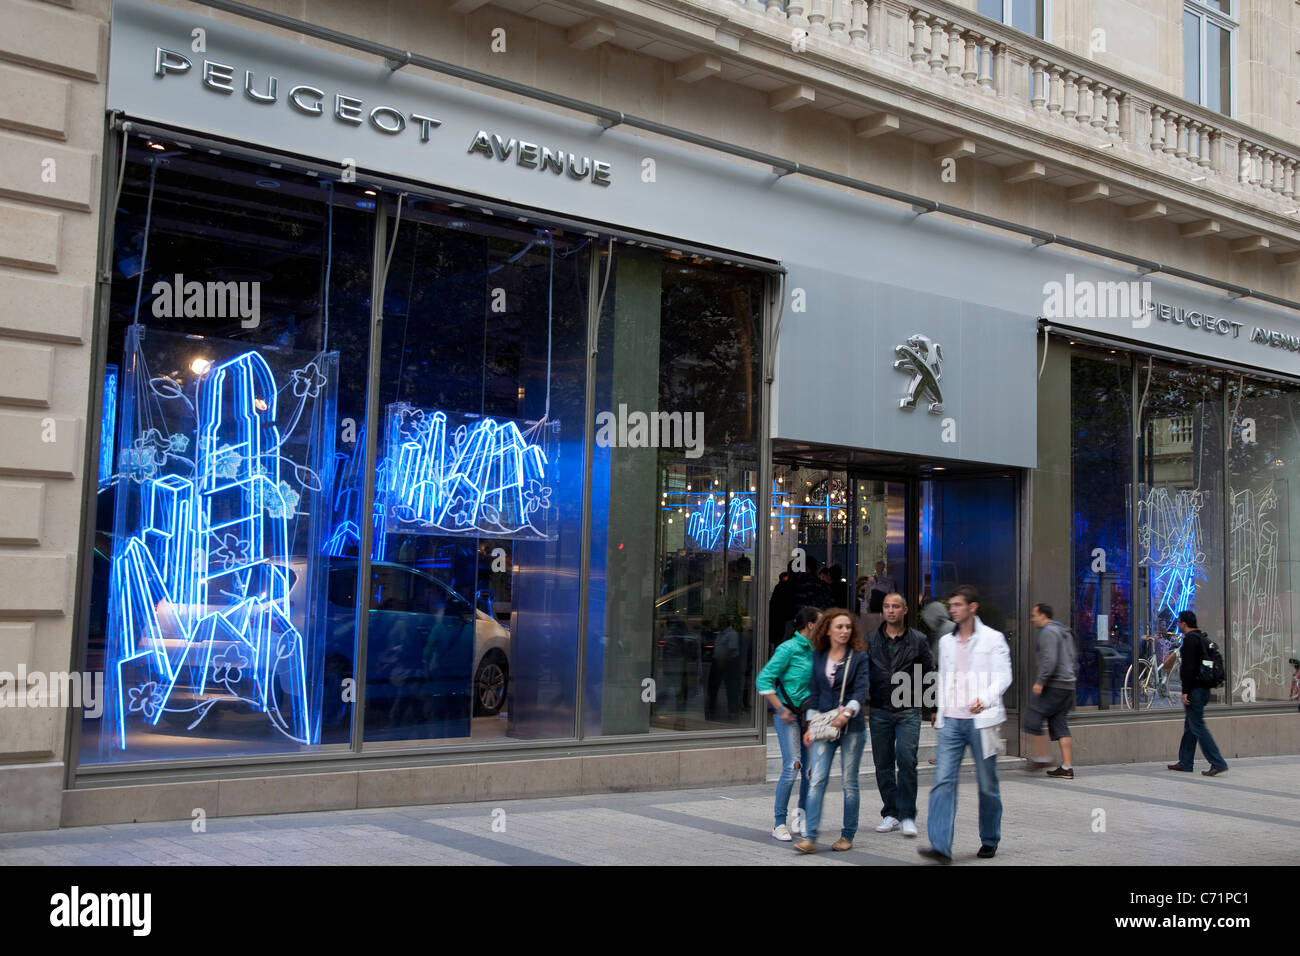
[867,592,936,837]
[1167,611,1229,776]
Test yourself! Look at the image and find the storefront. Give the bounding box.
[30,0,1300,825]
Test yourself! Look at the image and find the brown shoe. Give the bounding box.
[1167,763,1192,772]
[793,839,817,853]
[1202,767,1228,777]
[831,837,853,851]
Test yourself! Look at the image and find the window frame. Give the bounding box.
[979,0,1051,41]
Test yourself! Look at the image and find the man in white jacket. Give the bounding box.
[918,585,1013,864]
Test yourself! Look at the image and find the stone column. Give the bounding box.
[1061,71,1078,122]
[911,11,929,68]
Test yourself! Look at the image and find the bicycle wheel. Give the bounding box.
[1135,660,1156,709]
[1122,664,1135,709]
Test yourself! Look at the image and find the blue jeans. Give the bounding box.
[926,718,1001,857]
[869,708,921,820]
[804,729,866,842]
[1177,687,1228,771]
[772,709,810,827]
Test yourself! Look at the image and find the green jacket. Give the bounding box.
[755,632,814,708]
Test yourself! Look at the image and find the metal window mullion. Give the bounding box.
[1222,374,1233,705]
[1129,350,1142,712]
[573,242,602,741]
[349,201,389,753]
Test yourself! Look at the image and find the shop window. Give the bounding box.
[1226,377,1299,705]
[1068,348,1133,710]
[81,139,376,763]
[364,198,589,744]
[584,249,764,734]
[1136,361,1226,705]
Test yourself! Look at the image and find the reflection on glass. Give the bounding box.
[1136,362,1225,705]
[1227,377,1297,704]
[585,252,763,734]
[1071,349,1132,709]
[368,202,588,743]
[81,141,374,764]
[853,480,907,636]
[1207,22,1229,114]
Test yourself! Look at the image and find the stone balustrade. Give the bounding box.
[717,0,1298,205]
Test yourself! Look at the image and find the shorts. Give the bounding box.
[1023,686,1074,740]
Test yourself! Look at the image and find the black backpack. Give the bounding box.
[1196,635,1227,688]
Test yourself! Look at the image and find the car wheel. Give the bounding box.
[474,653,508,716]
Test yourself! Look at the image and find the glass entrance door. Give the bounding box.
[851,478,909,635]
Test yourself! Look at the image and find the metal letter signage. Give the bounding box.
[893,334,945,414]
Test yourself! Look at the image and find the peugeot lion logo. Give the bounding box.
[893,334,944,414]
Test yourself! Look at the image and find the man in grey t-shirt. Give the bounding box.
[1024,603,1076,778]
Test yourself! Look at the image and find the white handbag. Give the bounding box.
[806,652,852,743]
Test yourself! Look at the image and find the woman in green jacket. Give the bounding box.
[756,605,821,841]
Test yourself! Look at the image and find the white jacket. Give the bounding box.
[934,616,1012,730]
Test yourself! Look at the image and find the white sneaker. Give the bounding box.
[900,819,918,838]
[789,810,806,836]
[772,824,793,842]
[874,816,900,833]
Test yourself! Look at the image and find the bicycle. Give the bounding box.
[1123,632,1180,710]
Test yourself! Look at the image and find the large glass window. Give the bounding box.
[80,134,770,768]
[1227,376,1299,704]
[1070,348,1133,710]
[1135,361,1226,705]
[364,199,589,744]
[1184,0,1235,116]
[584,250,764,735]
[82,137,375,763]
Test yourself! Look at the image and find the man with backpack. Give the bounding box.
[1024,604,1077,778]
[1167,610,1229,777]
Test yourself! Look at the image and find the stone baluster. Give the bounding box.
[1149,106,1164,152]
[1060,71,1078,122]
[1076,78,1093,128]
[1163,111,1178,157]
[929,18,948,74]
[1030,59,1047,110]
[766,0,785,16]
[808,0,829,35]
[1250,145,1263,185]
[1274,154,1287,193]
[946,23,964,82]
[848,0,867,48]
[828,0,849,43]
[910,11,929,68]
[977,39,994,92]
[962,31,979,86]
[788,0,809,28]
[1104,89,1120,138]
[1091,82,1108,130]
[1197,124,1214,168]
[1046,65,1063,118]
[1174,116,1188,161]
[1284,159,1297,199]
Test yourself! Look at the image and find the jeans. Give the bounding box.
[1177,686,1228,771]
[772,709,810,827]
[804,729,867,842]
[925,717,1001,858]
[869,708,922,820]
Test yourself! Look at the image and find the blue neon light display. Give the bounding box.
[98,364,118,486]
[684,495,757,552]
[103,327,337,753]
[1137,485,1206,625]
[380,403,556,540]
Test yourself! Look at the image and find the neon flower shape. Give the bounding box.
[263,480,300,519]
[127,681,164,720]
[291,362,328,399]
[212,443,242,480]
[167,433,190,454]
[119,445,163,483]
[450,496,474,527]
[523,479,552,514]
[211,646,248,684]
[397,407,428,440]
[213,533,252,570]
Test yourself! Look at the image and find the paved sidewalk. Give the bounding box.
[2,756,1297,866]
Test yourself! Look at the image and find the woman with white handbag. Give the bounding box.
[794,608,870,854]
